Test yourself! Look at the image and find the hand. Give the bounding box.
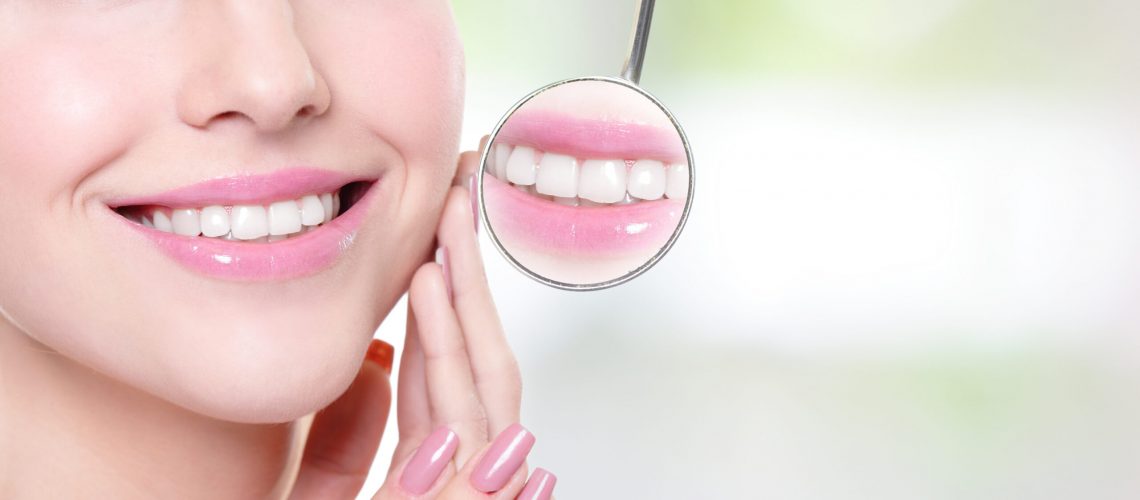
[288,146,557,499]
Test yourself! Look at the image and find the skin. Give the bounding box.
[0,2,542,498]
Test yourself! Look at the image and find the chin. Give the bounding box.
[163,318,373,424]
[142,261,410,424]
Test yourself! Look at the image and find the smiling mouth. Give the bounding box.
[113,181,372,242]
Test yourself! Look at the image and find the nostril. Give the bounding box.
[297,105,318,119]
[214,111,243,121]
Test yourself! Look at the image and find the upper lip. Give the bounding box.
[496,110,687,163]
[106,167,372,208]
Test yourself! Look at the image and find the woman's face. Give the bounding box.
[0,2,463,423]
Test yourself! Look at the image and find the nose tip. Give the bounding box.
[233,63,331,132]
[177,8,332,133]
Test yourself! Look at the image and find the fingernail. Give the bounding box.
[435,246,453,304]
[517,468,557,500]
[400,426,459,495]
[470,423,535,493]
[365,338,394,376]
[467,174,480,234]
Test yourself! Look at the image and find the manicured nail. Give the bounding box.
[517,468,557,500]
[434,246,453,304]
[365,339,394,376]
[470,423,535,493]
[400,426,459,495]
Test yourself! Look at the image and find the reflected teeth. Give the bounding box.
[579,159,628,203]
[124,190,340,242]
[506,146,538,186]
[492,143,511,180]
[535,153,579,198]
[665,162,689,200]
[487,142,688,206]
[628,160,667,201]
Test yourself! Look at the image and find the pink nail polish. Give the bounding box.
[470,423,535,493]
[400,426,459,495]
[517,468,557,500]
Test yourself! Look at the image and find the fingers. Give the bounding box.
[453,135,487,188]
[291,339,393,500]
[373,140,533,499]
[437,185,522,435]
[456,150,482,188]
[515,468,557,500]
[373,425,460,499]
[407,262,489,466]
[437,423,535,499]
[375,424,552,500]
[391,306,432,471]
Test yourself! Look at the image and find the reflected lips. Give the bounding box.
[108,168,376,281]
[497,110,687,164]
[484,174,682,256]
[485,111,686,257]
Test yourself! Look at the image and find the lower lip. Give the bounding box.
[116,185,376,282]
[482,174,682,257]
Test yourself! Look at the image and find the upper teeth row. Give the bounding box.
[135,191,340,241]
[487,143,689,204]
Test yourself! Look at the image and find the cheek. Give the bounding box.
[305,3,464,195]
[0,36,155,353]
[0,39,149,208]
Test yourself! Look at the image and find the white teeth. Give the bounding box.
[171,208,201,236]
[493,143,511,180]
[267,200,301,236]
[535,153,579,198]
[579,159,628,203]
[299,195,325,227]
[506,146,538,186]
[129,188,345,243]
[487,142,689,207]
[200,206,229,237]
[627,160,667,201]
[319,193,333,222]
[666,163,689,200]
[152,211,173,233]
[230,205,268,240]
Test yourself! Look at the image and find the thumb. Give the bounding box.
[291,339,394,499]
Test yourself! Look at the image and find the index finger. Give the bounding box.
[436,182,521,437]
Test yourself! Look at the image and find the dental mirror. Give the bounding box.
[478,0,694,291]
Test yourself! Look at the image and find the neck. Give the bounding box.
[0,320,306,499]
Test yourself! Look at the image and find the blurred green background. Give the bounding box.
[366,1,1140,498]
